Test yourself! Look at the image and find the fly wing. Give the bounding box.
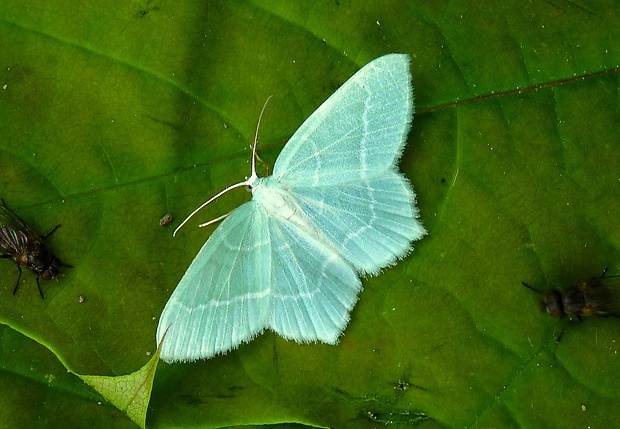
[0,203,32,257]
[0,202,37,235]
[577,276,620,316]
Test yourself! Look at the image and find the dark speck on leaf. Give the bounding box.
[159,214,173,226]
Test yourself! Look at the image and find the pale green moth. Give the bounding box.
[157,53,426,362]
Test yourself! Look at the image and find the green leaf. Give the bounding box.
[0,325,134,428]
[1,0,619,428]
[80,342,162,428]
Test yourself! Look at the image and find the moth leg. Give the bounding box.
[255,153,270,175]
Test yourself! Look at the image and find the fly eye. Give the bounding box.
[544,291,563,317]
[41,270,54,281]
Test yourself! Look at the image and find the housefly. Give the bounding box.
[0,200,68,298]
[522,270,620,319]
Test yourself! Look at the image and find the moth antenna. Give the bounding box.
[173,181,249,237]
[251,95,273,179]
[173,96,274,237]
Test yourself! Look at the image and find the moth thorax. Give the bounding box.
[253,179,297,220]
[246,173,262,192]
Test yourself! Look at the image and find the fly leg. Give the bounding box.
[43,225,61,238]
[11,263,23,295]
[35,275,44,299]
